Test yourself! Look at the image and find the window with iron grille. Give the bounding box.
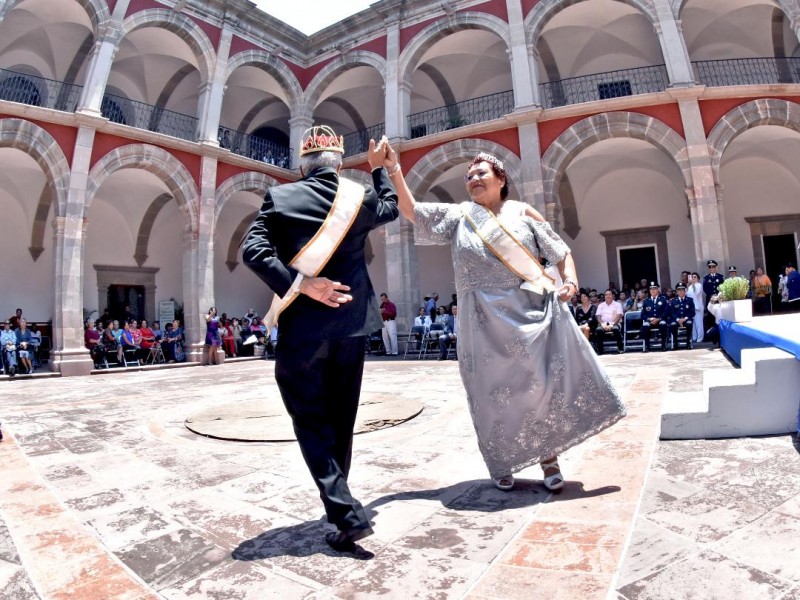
[597,80,632,100]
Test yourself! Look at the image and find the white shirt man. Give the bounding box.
[594,290,623,354]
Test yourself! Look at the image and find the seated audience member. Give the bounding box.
[574,292,597,342]
[119,321,140,362]
[102,321,119,361]
[28,322,42,363]
[169,320,186,362]
[630,289,646,312]
[618,291,631,312]
[152,321,164,342]
[15,318,34,374]
[139,319,157,361]
[129,320,144,359]
[222,319,236,358]
[668,283,695,350]
[84,319,106,367]
[232,318,243,356]
[640,282,670,352]
[413,307,432,349]
[437,306,458,360]
[109,320,124,362]
[594,290,624,354]
[1,320,18,376]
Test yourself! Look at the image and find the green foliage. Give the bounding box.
[717,277,749,301]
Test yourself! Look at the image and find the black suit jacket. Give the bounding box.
[242,166,399,341]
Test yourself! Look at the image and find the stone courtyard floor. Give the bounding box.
[1,348,799,599]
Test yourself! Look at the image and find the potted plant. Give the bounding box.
[717,277,752,322]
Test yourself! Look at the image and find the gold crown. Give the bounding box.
[299,125,345,156]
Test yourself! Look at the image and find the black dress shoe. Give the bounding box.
[325,531,374,560]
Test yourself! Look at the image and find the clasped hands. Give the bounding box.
[367,135,398,172]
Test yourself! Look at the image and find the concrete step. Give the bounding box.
[661,347,800,439]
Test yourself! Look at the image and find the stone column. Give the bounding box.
[289,107,314,169]
[196,22,233,144]
[516,119,547,216]
[384,218,419,332]
[654,2,695,87]
[506,0,535,108]
[183,155,220,363]
[673,91,728,271]
[76,0,130,115]
[383,20,408,140]
[50,125,97,376]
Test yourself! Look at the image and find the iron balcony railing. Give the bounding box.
[540,64,669,109]
[693,57,800,87]
[217,125,292,168]
[343,123,385,156]
[101,93,198,141]
[0,67,83,112]
[408,90,514,139]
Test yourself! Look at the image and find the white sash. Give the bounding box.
[263,178,365,330]
[460,202,556,295]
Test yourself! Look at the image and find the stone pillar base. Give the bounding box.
[186,343,205,363]
[50,349,95,377]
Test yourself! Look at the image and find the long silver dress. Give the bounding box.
[414,200,626,479]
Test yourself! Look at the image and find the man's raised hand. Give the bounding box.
[367,136,388,171]
[299,277,353,307]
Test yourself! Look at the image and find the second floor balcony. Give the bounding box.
[693,57,800,87]
[343,123,385,157]
[217,125,292,168]
[540,65,669,109]
[0,67,82,113]
[408,90,515,139]
[101,93,198,142]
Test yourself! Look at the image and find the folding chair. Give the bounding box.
[145,343,165,364]
[420,323,445,359]
[404,326,426,358]
[122,346,140,367]
[623,311,645,352]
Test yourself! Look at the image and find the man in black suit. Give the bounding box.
[242,126,398,558]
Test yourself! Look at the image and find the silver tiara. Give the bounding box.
[475,152,504,172]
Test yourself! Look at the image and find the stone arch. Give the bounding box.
[404,139,522,200]
[399,12,512,86]
[214,171,277,219]
[305,51,387,110]
[134,193,172,266]
[86,144,199,230]
[225,50,303,109]
[707,98,800,184]
[541,111,690,233]
[0,0,110,37]
[0,119,71,241]
[672,0,794,20]
[526,0,659,44]
[121,8,215,83]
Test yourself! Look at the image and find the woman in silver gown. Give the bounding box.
[380,139,626,491]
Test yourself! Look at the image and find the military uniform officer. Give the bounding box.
[669,283,695,349]
[640,281,670,351]
[702,260,725,300]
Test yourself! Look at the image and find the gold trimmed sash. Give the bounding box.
[460,202,556,294]
[264,177,365,330]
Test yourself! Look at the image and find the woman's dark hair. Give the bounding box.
[208,306,216,314]
[468,153,509,200]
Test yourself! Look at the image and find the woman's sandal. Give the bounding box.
[493,475,514,491]
[540,458,564,492]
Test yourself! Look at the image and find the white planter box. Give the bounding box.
[720,299,753,322]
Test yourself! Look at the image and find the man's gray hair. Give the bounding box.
[300,150,343,173]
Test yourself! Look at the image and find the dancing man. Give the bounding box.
[242,126,398,558]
